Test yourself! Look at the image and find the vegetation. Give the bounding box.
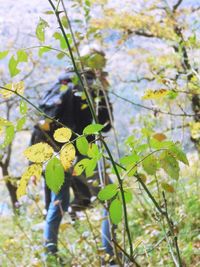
[0,0,200,266]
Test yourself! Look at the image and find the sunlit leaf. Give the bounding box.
[17,164,42,199]
[142,154,158,175]
[83,123,104,134]
[98,184,118,201]
[36,17,49,42]
[85,158,97,177]
[169,145,189,165]
[17,50,28,62]
[8,56,20,77]
[24,142,54,163]
[109,199,122,225]
[73,158,90,176]
[38,46,51,57]
[53,127,72,143]
[76,136,89,155]
[0,50,9,60]
[1,125,15,148]
[1,81,25,99]
[87,143,100,159]
[19,100,28,115]
[143,89,168,100]
[160,151,180,180]
[60,143,76,170]
[45,157,65,193]
[118,190,133,203]
[0,117,12,126]
[16,117,26,131]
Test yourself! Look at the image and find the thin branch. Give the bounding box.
[173,0,183,12]
[110,91,196,117]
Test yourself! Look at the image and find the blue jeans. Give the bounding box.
[44,173,114,256]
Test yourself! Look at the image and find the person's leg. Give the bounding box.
[101,209,115,257]
[70,175,91,207]
[44,173,70,254]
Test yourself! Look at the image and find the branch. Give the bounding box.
[173,0,183,12]
[110,91,196,117]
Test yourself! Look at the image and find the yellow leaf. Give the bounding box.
[143,89,168,100]
[53,127,72,143]
[1,81,25,99]
[17,164,42,199]
[24,142,54,163]
[60,143,76,170]
[190,122,200,139]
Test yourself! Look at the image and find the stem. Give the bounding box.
[162,192,182,266]
[101,139,140,265]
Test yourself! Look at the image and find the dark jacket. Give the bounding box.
[31,70,113,151]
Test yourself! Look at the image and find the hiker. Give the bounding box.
[30,50,116,264]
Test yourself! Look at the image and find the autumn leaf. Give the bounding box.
[0,81,25,99]
[143,89,168,100]
[17,164,42,199]
[53,127,72,143]
[60,143,76,170]
[24,142,54,163]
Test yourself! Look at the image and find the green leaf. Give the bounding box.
[85,158,97,177]
[169,145,189,165]
[73,158,90,176]
[76,136,89,155]
[61,16,68,28]
[109,199,122,225]
[16,117,26,131]
[160,151,180,180]
[17,50,28,62]
[9,56,20,77]
[45,157,65,193]
[36,17,49,42]
[19,100,28,115]
[53,32,68,49]
[120,153,140,166]
[142,154,158,175]
[38,46,51,57]
[87,53,106,69]
[57,52,65,59]
[83,123,104,135]
[118,190,133,203]
[87,143,101,159]
[0,50,9,60]
[98,184,118,201]
[2,125,15,148]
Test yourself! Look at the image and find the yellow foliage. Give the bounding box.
[0,117,12,126]
[143,89,168,100]
[60,143,76,170]
[53,127,72,143]
[16,164,42,199]
[24,142,54,163]
[190,122,200,140]
[0,81,25,98]
[91,11,177,40]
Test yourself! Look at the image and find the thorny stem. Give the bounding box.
[162,192,182,267]
[101,139,140,266]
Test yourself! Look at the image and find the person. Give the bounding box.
[30,53,117,265]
